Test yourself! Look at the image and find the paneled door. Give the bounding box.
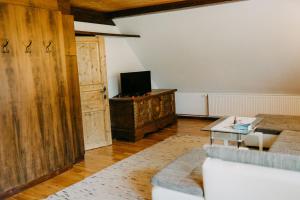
[76,36,112,150]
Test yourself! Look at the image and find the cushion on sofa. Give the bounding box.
[151,148,206,196]
[204,145,300,172]
[269,130,300,155]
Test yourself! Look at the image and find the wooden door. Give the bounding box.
[76,36,112,150]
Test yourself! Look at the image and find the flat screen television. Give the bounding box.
[121,71,152,96]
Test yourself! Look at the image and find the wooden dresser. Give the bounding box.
[110,89,177,141]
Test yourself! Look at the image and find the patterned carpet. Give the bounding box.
[47,135,208,200]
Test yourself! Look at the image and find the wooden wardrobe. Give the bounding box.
[0,1,84,198]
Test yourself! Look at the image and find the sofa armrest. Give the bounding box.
[152,186,204,200]
[203,158,300,200]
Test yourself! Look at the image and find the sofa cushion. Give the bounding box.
[204,145,300,172]
[255,114,300,134]
[269,130,300,155]
[151,148,206,196]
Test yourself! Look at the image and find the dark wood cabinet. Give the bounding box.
[110,89,177,141]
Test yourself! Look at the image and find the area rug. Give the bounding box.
[47,135,208,200]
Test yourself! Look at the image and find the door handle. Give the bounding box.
[102,86,107,99]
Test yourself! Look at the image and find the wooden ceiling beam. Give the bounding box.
[109,0,242,18]
[71,7,115,25]
[75,30,141,38]
[57,0,71,14]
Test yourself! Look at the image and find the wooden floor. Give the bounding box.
[9,118,214,200]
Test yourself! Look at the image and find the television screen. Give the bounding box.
[121,71,152,96]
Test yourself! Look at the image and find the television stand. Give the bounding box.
[109,89,177,141]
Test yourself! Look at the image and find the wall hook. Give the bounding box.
[1,39,9,53]
[43,40,53,53]
[25,40,32,54]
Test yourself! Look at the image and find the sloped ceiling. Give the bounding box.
[114,0,300,94]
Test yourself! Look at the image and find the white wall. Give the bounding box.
[114,0,300,94]
[74,22,156,97]
[175,93,208,116]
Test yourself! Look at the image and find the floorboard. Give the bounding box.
[9,118,214,200]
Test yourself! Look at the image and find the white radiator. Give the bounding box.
[208,94,300,117]
[176,93,208,116]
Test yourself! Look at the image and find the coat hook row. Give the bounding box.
[1,40,55,54]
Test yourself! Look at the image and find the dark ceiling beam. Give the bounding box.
[71,7,115,25]
[57,0,71,14]
[109,0,242,18]
[75,30,140,38]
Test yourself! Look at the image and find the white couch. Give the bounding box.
[153,156,300,200]
[203,158,300,200]
[152,132,300,200]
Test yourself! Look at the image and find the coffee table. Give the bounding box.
[203,116,264,151]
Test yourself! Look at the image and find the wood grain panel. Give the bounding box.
[161,93,175,117]
[16,3,74,171]
[0,4,25,192]
[62,14,85,162]
[135,99,152,128]
[0,4,40,193]
[35,7,75,168]
[13,6,52,187]
[0,0,58,10]
[110,101,135,129]
[64,55,85,162]
[57,0,71,14]
[0,3,82,197]
[0,4,20,103]
[98,37,112,146]
[71,0,185,12]
[150,96,162,121]
[76,41,103,86]
[82,111,107,150]
[81,89,105,112]
[62,15,77,56]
